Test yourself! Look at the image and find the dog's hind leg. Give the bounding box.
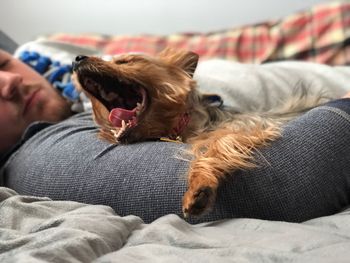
[182,121,280,217]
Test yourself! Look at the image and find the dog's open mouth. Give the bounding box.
[82,76,147,131]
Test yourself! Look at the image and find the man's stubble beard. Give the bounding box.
[42,97,73,123]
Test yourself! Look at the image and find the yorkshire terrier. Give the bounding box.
[72,49,327,218]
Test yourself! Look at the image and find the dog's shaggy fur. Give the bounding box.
[73,49,328,217]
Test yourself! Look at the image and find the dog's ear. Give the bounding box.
[158,48,199,77]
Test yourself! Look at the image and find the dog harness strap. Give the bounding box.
[159,137,183,143]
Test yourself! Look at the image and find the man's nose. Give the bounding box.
[0,71,22,99]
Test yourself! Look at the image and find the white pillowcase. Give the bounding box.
[195,60,350,111]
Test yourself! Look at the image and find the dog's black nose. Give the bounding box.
[75,55,88,62]
[72,55,89,71]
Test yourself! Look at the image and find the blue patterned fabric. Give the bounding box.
[18,51,82,108]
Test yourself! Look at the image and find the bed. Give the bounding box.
[2,1,350,262]
[1,186,350,262]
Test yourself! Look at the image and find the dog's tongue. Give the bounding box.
[109,108,136,127]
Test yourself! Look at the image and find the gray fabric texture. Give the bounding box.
[1,186,350,263]
[2,100,350,224]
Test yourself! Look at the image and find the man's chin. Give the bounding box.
[45,99,73,123]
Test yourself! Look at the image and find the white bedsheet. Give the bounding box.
[1,187,349,263]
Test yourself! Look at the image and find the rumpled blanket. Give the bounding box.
[1,187,350,263]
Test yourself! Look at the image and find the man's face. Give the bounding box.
[0,50,72,153]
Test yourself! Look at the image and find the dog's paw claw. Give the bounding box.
[182,186,216,218]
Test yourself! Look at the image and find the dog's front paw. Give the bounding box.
[182,186,217,218]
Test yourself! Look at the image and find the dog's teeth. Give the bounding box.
[121,120,126,129]
[116,129,123,137]
[110,129,119,140]
[115,126,126,139]
[111,122,127,141]
[110,129,117,136]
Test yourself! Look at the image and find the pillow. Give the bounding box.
[45,1,350,65]
[194,59,350,111]
[14,39,101,64]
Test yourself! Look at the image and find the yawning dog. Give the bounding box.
[72,49,327,217]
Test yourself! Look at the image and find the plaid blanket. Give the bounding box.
[47,1,350,65]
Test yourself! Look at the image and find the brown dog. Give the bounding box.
[73,49,327,217]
